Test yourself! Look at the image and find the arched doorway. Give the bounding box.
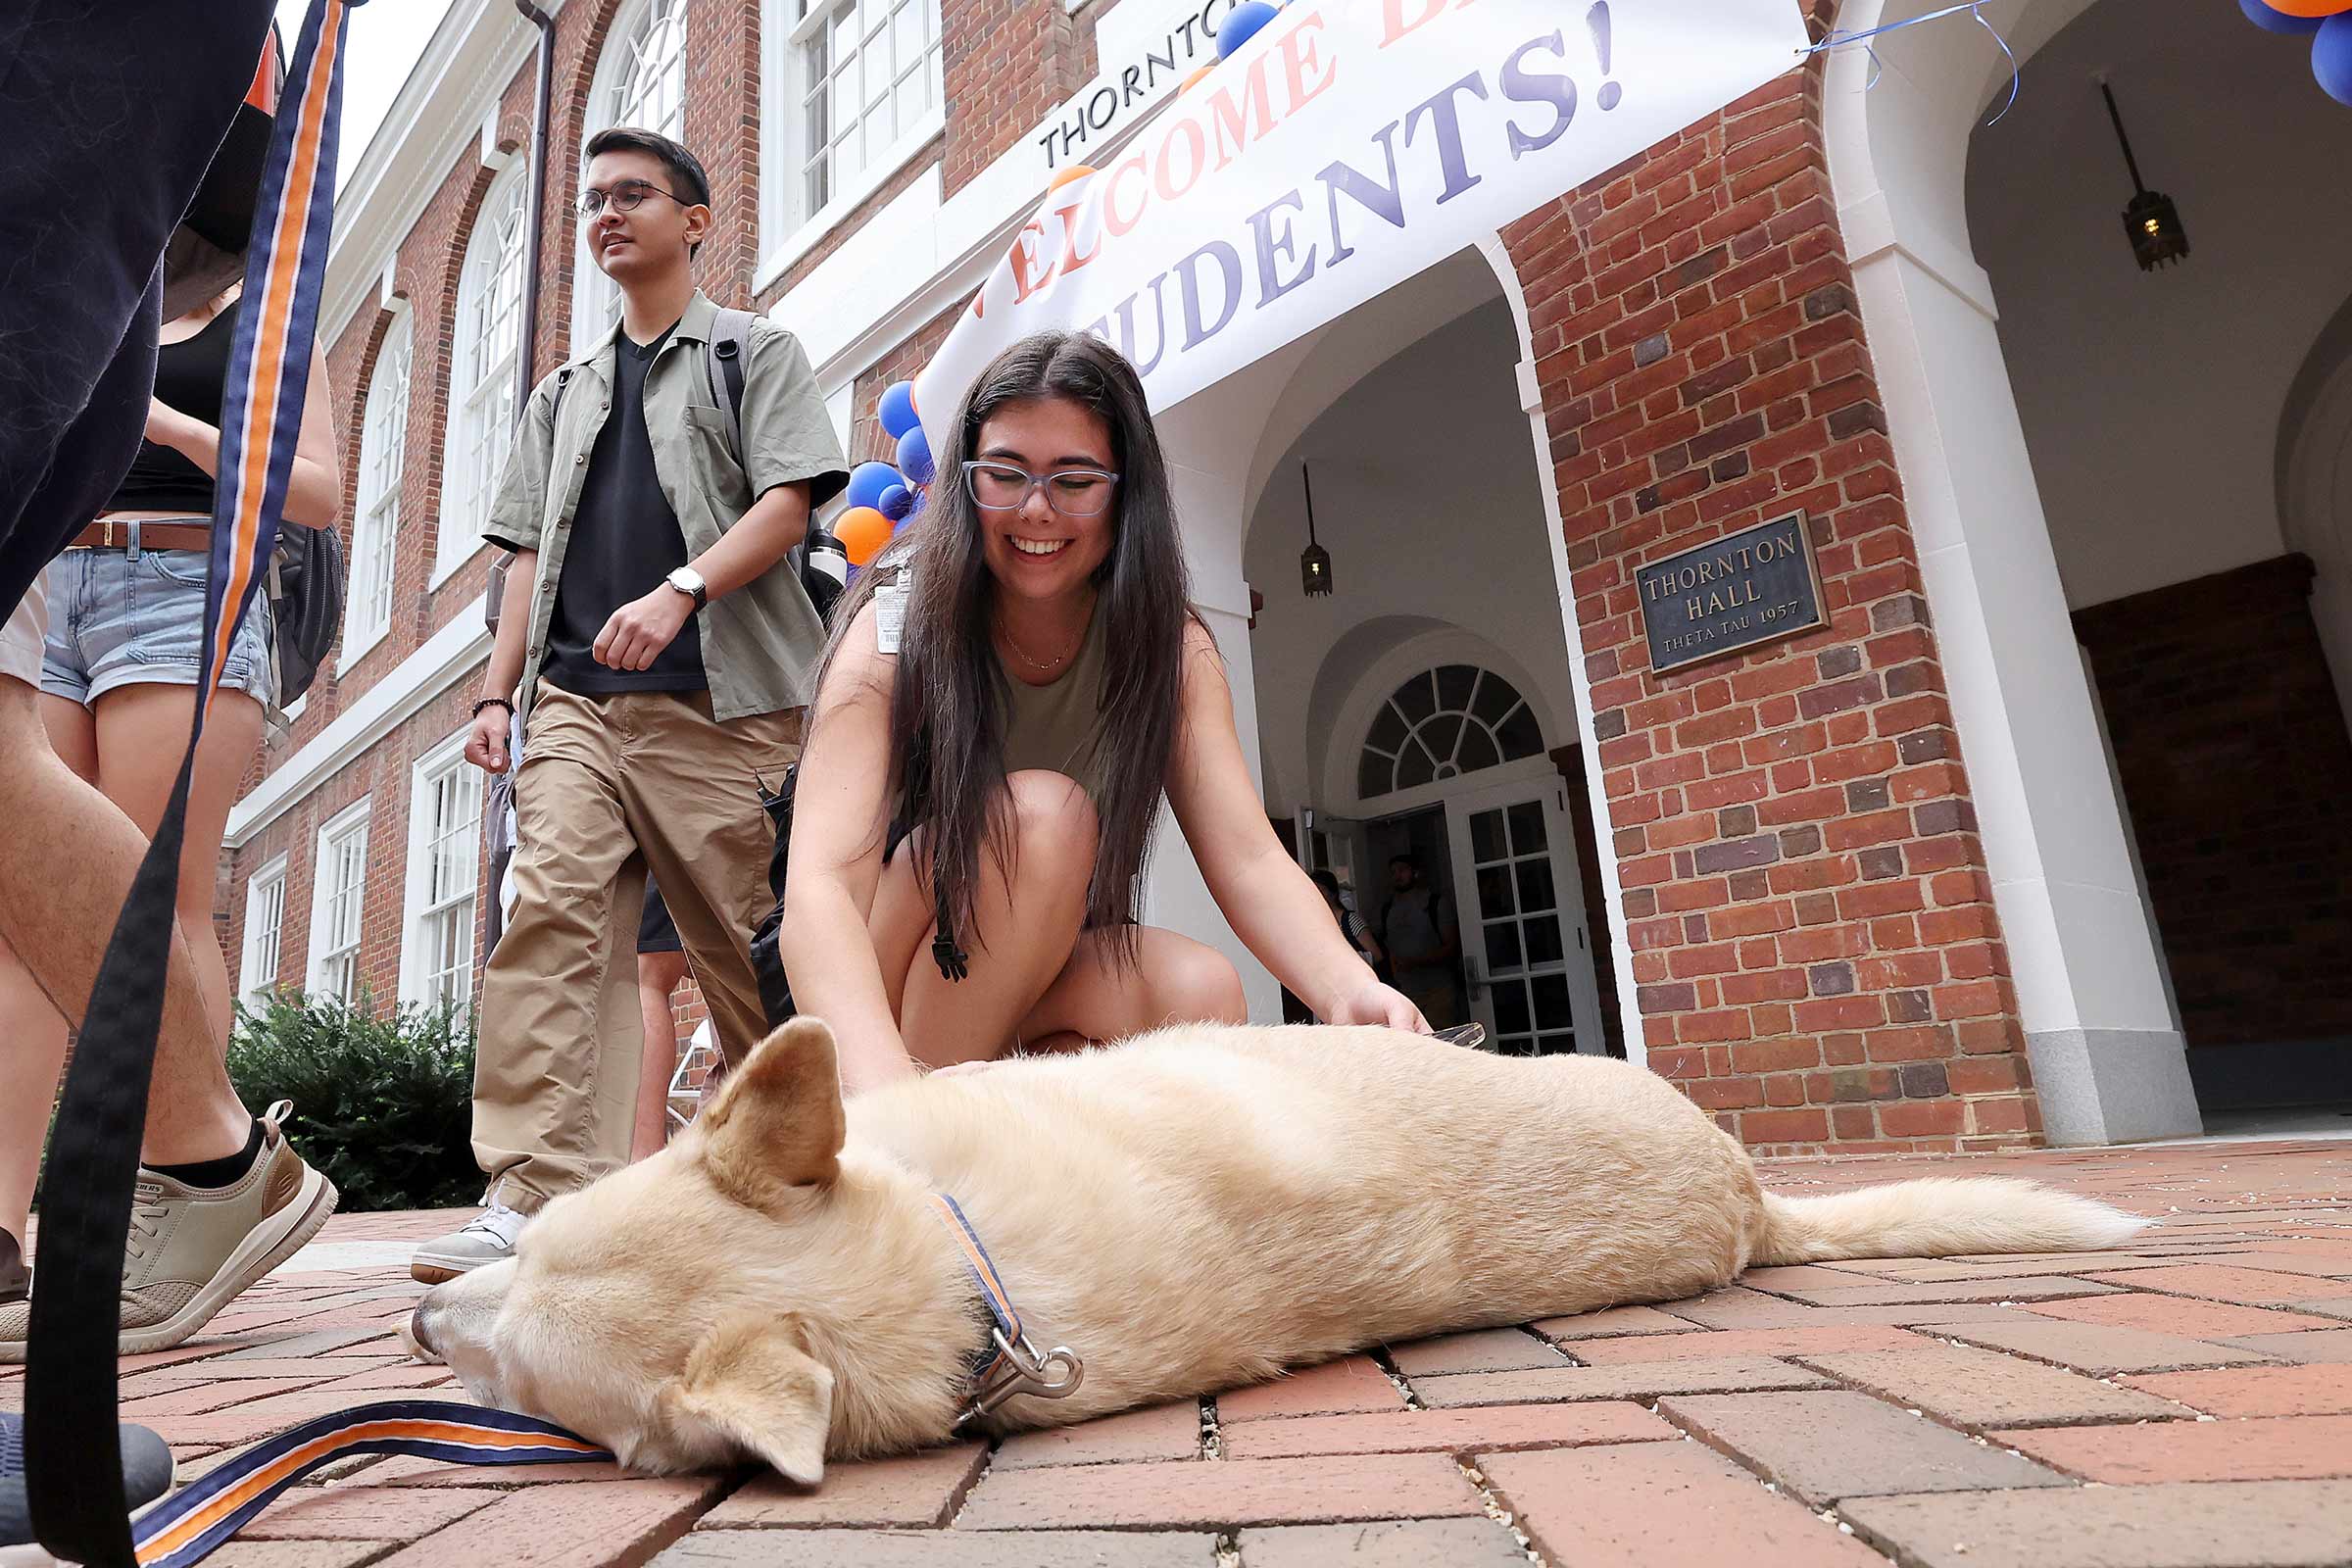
[1828,0,2352,1136]
[1121,240,1635,1058]
[1316,636,1606,1055]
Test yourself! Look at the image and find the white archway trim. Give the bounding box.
[1323,628,1559,815]
[1474,230,1644,1070]
[1824,0,2196,1144]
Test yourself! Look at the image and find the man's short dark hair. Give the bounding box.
[1390,855,1421,872]
[584,125,710,209]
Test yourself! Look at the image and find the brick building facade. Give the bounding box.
[220,0,2351,1153]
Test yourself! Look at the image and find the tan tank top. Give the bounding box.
[998,609,1109,804]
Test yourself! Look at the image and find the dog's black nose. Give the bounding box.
[409,1301,438,1358]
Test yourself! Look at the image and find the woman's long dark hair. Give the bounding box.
[813,330,1195,967]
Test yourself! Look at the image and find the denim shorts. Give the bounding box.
[1,572,46,686]
[41,529,276,708]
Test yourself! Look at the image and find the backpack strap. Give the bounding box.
[705,307,755,466]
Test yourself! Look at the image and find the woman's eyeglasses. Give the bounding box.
[962,461,1120,517]
[575,178,692,218]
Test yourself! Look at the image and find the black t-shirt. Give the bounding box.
[112,298,240,516]
[542,325,706,695]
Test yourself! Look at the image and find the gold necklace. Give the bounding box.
[999,618,1077,672]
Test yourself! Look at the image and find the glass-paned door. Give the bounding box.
[1444,776,1600,1054]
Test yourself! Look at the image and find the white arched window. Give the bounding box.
[1358,664,1545,802]
[573,0,691,351]
[344,318,411,662]
[760,0,942,257]
[437,168,528,582]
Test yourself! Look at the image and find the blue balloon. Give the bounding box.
[878,381,920,440]
[845,461,903,513]
[2319,14,2352,103]
[897,423,936,487]
[2240,0,2324,32]
[879,483,914,521]
[1216,0,1279,58]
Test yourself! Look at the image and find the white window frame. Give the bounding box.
[399,730,485,1009]
[572,0,693,355]
[757,0,944,285]
[341,316,412,667]
[238,854,290,1006]
[306,798,373,1003]
[434,165,528,588]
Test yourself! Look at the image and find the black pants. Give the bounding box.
[0,0,275,616]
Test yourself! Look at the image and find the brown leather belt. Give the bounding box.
[68,520,214,553]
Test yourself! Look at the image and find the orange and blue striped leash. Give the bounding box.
[128,1403,609,1568]
[927,1194,1085,1428]
[23,2,362,1563]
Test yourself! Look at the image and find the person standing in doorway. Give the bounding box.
[1380,854,1462,1029]
[412,126,848,1284]
[1311,868,1385,973]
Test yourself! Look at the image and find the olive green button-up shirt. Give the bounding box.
[480,291,850,727]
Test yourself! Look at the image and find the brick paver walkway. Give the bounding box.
[10,1139,2352,1566]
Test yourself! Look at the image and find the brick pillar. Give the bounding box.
[1500,66,2039,1153]
[940,0,1087,196]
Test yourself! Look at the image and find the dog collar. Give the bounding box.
[927,1192,1084,1429]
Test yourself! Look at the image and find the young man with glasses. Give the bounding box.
[413,126,848,1282]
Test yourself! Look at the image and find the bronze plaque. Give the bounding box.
[1635,512,1827,674]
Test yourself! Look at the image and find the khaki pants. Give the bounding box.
[471,682,801,1212]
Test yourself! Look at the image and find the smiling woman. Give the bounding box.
[776,330,1434,1093]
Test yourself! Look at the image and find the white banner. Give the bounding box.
[915,0,1810,443]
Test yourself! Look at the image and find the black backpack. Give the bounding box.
[269,521,344,709]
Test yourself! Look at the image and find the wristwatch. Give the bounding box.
[664,565,709,612]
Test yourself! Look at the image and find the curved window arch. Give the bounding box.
[437,167,528,581]
[573,0,691,349]
[345,318,411,658]
[1358,663,1544,801]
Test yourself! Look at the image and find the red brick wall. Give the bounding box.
[1500,52,2039,1153]
[942,0,1089,195]
[231,679,490,1008]
[849,302,962,463]
[2074,555,2352,1053]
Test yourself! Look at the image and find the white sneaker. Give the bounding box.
[410,1200,529,1284]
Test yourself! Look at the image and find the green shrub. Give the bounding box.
[227,991,479,1212]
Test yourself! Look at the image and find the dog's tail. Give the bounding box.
[1750,1176,2147,1266]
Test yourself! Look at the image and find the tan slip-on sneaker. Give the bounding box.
[0,1100,338,1362]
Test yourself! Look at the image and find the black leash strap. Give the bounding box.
[25,5,358,1561]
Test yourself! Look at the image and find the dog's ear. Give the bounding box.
[697,1016,847,1209]
[663,1309,833,1484]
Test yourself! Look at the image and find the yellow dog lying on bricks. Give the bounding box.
[403,1017,2143,1481]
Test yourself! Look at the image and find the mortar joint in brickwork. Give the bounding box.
[1371,1345,1427,1411]
[1454,1456,1551,1568]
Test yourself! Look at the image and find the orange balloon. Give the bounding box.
[1180,63,1216,94]
[1047,164,1097,192]
[2264,0,2352,12]
[837,506,894,567]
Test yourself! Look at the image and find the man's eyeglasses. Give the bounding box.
[962,461,1121,517]
[575,178,694,218]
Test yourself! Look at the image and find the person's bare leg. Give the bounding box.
[0,689,94,1242]
[630,949,690,1160]
[90,682,262,1065]
[1020,926,1249,1049]
[0,940,68,1245]
[0,680,245,1169]
[878,771,1098,1069]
